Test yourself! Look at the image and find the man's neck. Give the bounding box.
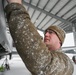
[48,45,61,51]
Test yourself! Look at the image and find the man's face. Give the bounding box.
[44,29,60,48]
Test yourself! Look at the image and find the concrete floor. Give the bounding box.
[0,54,76,75]
[0,55,31,75]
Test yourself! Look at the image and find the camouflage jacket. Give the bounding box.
[5,3,74,75]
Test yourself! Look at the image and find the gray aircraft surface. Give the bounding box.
[0,0,13,53]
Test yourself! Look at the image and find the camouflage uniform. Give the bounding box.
[5,3,74,75]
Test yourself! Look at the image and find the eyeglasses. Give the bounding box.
[44,30,56,34]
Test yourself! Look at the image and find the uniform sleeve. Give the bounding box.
[5,3,74,75]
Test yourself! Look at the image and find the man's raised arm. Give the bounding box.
[5,0,51,75]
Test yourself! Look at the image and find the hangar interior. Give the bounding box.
[22,0,76,48]
[0,0,76,75]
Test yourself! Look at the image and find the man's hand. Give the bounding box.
[7,0,22,4]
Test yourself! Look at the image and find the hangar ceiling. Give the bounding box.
[22,0,76,33]
[1,0,76,33]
